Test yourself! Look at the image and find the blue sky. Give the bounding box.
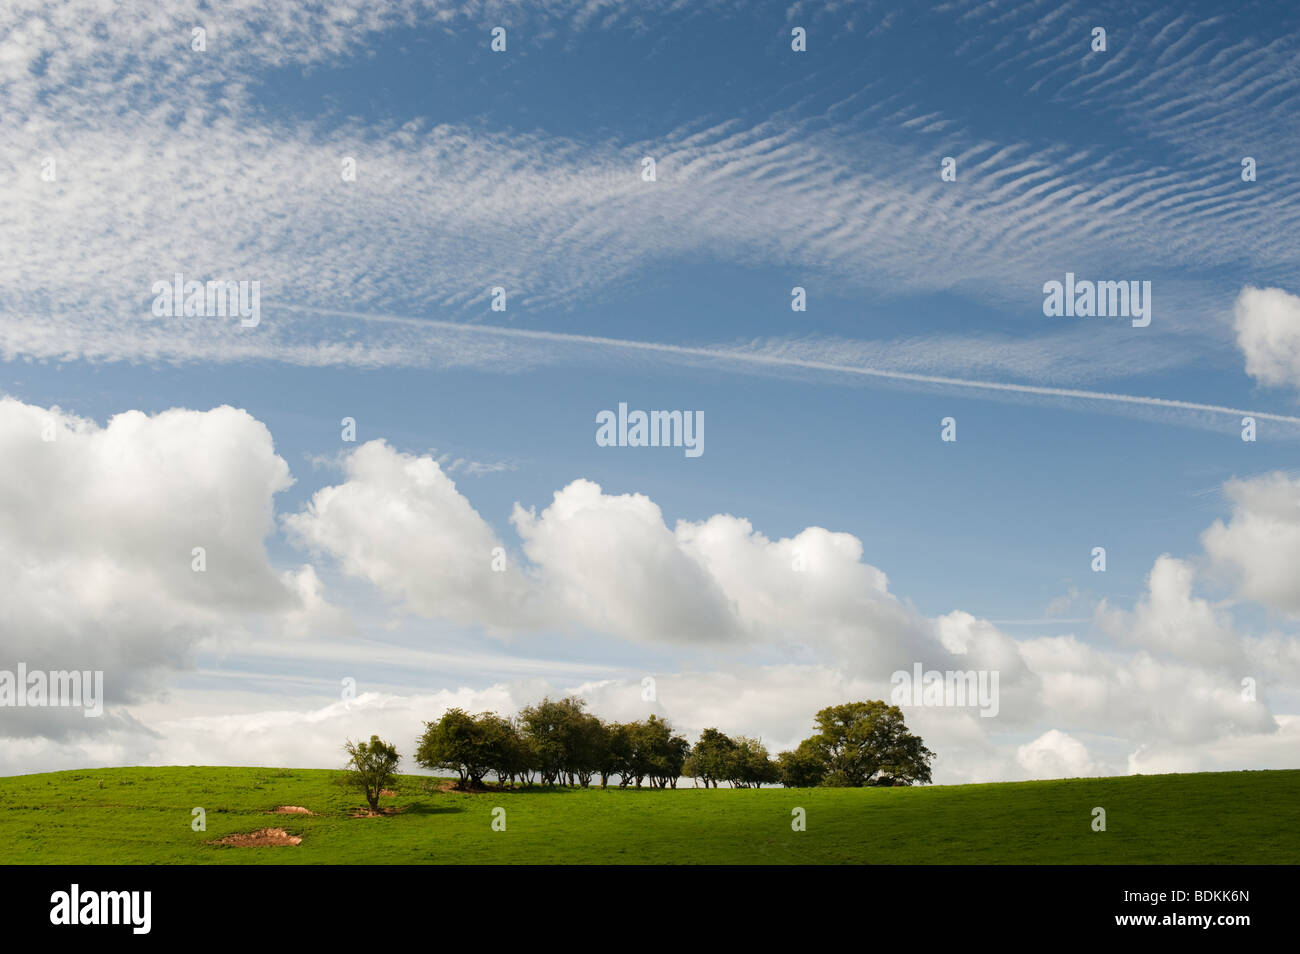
[3,0,1300,782]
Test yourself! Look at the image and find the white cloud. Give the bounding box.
[513,480,744,644]
[283,440,532,629]
[1127,716,1300,776]
[2,3,1295,419]
[1234,286,1300,390]
[282,439,1299,750]
[4,405,1299,783]
[1098,555,1243,667]
[1016,729,1099,779]
[286,443,955,670]
[1019,639,1277,750]
[1203,471,1300,615]
[0,397,344,724]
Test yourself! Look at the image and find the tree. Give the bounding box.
[619,719,651,788]
[569,713,610,788]
[803,701,934,787]
[730,736,779,788]
[658,728,691,789]
[343,734,400,815]
[479,713,527,788]
[415,708,506,789]
[682,751,701,786]
[625,715,689,788]
[689,728,738,788]
[601,722,634,788]
[870,727,937,786]
[518,696,590,786]
[412,697,934,795]
[511,717,540,786]
[776,738,827,788]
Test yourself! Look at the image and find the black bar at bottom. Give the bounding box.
[6,864,1283,939]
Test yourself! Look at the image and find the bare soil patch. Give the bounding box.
[209,827,302,847]
[270,805,313,815]
[350,805,406,818]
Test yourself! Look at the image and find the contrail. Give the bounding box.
[278,303,1300,426]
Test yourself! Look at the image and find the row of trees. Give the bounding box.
[414,698,690,789]
[401,697,934,791]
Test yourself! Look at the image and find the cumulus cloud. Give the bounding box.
[1234,286,1300,390]
[512,480,743,644]
[1203,472,1300,616]
[283,440,532,629]
[1127,716,1300,775]
[274,438,1300,776]
[1098,555,1244,668]
[285,442,971,674]
[5,409,1300,782]
[1016,729,1099,779]
[0,397,344,726]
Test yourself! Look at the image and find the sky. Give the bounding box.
[2,0,1300,783]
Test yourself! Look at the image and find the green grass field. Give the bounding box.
[1,766,1296,864]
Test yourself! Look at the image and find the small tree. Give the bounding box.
[776,738,828,788]
[518,696,589,786]
[343,734,400,815]
[489,716,531,787]
[730,736,779,788]
[601,722,633,788]
[570,713,609,788]
[691,728,738,788]
[628,714,689,788]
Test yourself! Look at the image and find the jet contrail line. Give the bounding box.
[277,303,1300,426]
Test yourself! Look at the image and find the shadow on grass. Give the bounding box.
[484,783,674,796]
[396,801,467,816]
[475,784,591,796]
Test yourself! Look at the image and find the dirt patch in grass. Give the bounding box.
[350,805,406,818]
[379,789,397,797]
[270,805,313,815]
[209,827,301,847]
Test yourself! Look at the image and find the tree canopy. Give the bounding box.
[342,734,400,813]
[796,701,935,787]
[383,697,933,795]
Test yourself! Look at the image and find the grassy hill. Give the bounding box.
[1,766,1296,864]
